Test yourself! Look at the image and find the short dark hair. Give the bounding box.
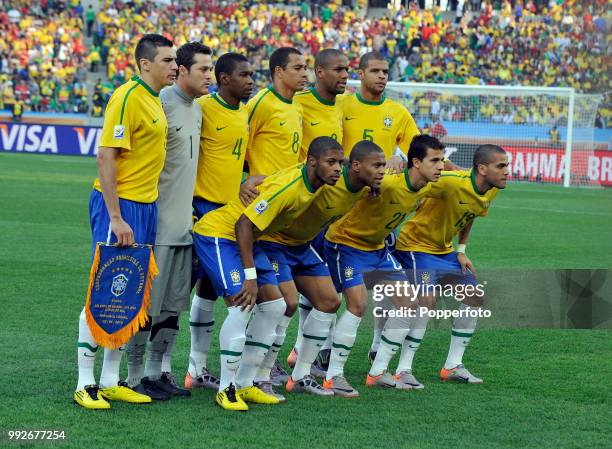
[359,51,387,71]
[473,144,506,170]
[407,135,445,168]
[215,52,248,84]
[307,136,343,160]
[176,42,211,71]
[134,34,174,70]
[314,48,344,69]
[349,140,383,164]
[269,47,302,80]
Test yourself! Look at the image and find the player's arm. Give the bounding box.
[444,159,464,171]
[389,110,419,174]
[234,214,259,310]
[456,219,477,277]
[96,146,134,246]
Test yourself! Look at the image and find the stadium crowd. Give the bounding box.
[0,0,609,126]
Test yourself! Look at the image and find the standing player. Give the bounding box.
[389,145,509,388]
[192,137,344,411]
[286,48,348,372]
[294,48,348,161]
[342,51,420,173]
[321,135,446,397]
[185,53,254,391]
[245,46,307,177]
[73,34,177,409]
[121,42,213,400]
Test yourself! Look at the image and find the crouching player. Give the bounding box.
[389,144,509,387]
[192,137,344,411]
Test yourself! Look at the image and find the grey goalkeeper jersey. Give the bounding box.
[156,84,202,246]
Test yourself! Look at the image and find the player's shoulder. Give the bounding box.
[195,93,212,107]
[265,164,306,192]
[384,96,410,115]
[293,89,313,104]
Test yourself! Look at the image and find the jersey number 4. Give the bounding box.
[232,138,243,159]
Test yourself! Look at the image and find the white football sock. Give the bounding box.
[218,306,251,391]
[292,308,335,380]
[396,312,429,374]
[370,314,387,353]
[321,315,336,351]
[99,346,125,389]
[76,308,98,391]
[369,315,411,376]
[188,295,216,376]
[253,313,292,383]
[295,295,312,354]
[325,310,362,380]
[445,303,478,369]
[236,298,286,388]
[125,328,150,386]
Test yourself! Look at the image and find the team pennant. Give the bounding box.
[84,243,158,349]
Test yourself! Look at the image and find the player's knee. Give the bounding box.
[283,296,298,316]
[418,295,437,310]
[462,293,486,308]
[317,294,341,314]
[150,311,179,343]
[347,298,367,317]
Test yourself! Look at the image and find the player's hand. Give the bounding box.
[457,252,477,278]
[386,155,406,175]
[233,279,258,311]
[239,175,265,206]
[110,217,134,246]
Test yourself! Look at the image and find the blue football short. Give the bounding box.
[322,238,407,292]
[193,235,277,298]
[89,189,157,259]
[394,250,478,287]
[258,240,330,283]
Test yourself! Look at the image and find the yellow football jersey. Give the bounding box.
[94,76,167,203]
[326,170,432,251]
[261,164,364,245]
[194,93,249,204]
[396,170,499,254]
[246,87,303,176]
[194,164,319,241]
[341,92,419,159]
[294,88,343,162]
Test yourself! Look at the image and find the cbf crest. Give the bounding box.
[230,269,241,285]
[344,266,354,280]
[271,260,280,274]
[421,271,431,284]
[111,274,129,297]
[383,116,393,128]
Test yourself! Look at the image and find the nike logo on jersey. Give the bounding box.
[344,116,356,121]
[279,121,287,126]
[459,200,469,205]
[153,118,159,123]
[176,126,183,132]
[325,204,334,210]
[216,126,228,131]
[83,353,95,358]
[310,121,320,126]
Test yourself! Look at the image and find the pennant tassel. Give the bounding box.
[85,246,158,349]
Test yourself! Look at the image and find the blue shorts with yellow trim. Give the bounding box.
[322,238,407,292]
[394,250,478,287]
[89,189,157,259]
[258,240,330,283]
[193,235,277,298]
[193,197,224,221]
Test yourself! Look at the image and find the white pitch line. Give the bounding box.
[495,204,612,217]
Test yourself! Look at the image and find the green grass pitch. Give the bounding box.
[1,153,611,449]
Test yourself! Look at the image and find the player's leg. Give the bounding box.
[442,262,486,383]
[393,250,434,389]
[288,293,312,368]
[366,250,415,388]
[286,274,338,396]
[143,247,193,398]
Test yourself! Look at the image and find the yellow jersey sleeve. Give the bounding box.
[294,88,343,162]
[326,170,430,251]
[194,94,249,204]
[261,164,364,245]
[244,165,317,233]
[394,104,420,155]
[246,87,303,176]
[94,76,167,203]
[396,170,500,254]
